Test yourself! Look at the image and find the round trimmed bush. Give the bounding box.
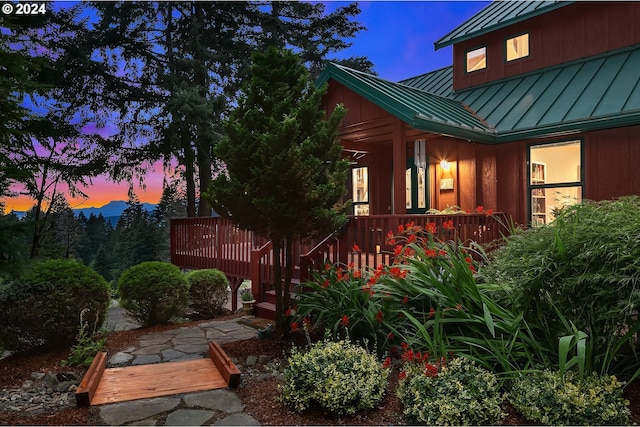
[509,370,630,425]
[186,269,229,318]
[0,259,110,352]
[396,357,505,425]
[279,339,389,416]
[118,261,188,326]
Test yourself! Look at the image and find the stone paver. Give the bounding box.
[100,300,264,426]
[99,397,181,425]
[183,390,245,412]
[164,409,216,426]
[212,413,261,426]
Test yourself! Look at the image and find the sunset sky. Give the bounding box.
[4,1,489,213]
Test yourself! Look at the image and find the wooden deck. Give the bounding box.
[170,214,509,319]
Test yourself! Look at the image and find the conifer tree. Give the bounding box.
[206,48,350,333]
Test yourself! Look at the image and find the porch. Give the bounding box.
[170,213,508,320]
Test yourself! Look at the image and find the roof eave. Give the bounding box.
[434,1,573,50]
[495,113,640,143]
[412,114,497,144]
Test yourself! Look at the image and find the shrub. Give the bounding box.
[396,356,505,425]
[0,259,109,352]
[483,196,640,377]
[509,370,630,425]
[279,339,389,416]
[118,261,189,326]
[186,269,229,318]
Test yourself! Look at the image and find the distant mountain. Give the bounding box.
[75,200,156,219]
[8,200,156,224]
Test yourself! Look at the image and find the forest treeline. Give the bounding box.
[0,182,186,284]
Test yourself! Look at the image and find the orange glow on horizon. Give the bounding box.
[3,175,166,213]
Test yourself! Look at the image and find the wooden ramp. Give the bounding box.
[76,342,240,406]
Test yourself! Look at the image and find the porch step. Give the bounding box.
[254,302,276,320]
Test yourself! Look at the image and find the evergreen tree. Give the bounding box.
[206,48,350,333]
[111,191,161,279]
[64,2,372,216]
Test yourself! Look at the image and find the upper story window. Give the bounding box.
[466,46,486,72]
[506,33,529,61]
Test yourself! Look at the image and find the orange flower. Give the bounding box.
[352,244,361,252]
[425,223,437,234]
[290,321,298,331]
[341,315,349,327]
[443,219,454,230]
[382,357,392,368]
[476,205,484,213]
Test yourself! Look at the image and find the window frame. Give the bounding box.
[505,32,530,63]
[527,139,584,227]
[465,46,487,73]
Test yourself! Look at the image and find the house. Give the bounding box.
[318,0,640,227]
[171,1,640,318]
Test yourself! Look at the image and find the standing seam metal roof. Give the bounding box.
[434,1,573,50]
[320,44,640,144]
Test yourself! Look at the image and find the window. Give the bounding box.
[529,141,582,226]
[352,167,369,215]
[466,47,486,72]
[506,33,529,61]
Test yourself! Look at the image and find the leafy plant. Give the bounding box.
[509,370,630,425]
[118,261,189,326]
[396,356,505,425]
[186,269,229,318]
[483,196,640,378]
[0,259,109,351]
[63,308,107,367]
[240,287,254,302]
[279,338,389,416]
[294,263,391,355]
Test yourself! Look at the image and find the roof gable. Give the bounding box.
[321,44,640,144]
[434,0,573,50]
[317,63,495,142]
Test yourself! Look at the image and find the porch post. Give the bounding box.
[392,119,406,214]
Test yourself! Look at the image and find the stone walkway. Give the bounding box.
[98,302,262,426]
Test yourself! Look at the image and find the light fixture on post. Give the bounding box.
[440,160,451,171]
[414,139,426,169]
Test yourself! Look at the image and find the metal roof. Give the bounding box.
[434,1,573,50]
[316,63,495,142]
[320,45,640,144]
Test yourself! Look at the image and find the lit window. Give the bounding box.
[466,47,486,72]
[506,33,529,61]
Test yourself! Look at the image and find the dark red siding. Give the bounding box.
[453,2,640,90]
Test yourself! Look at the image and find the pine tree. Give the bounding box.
[206,47,350,333]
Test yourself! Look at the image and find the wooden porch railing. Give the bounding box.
[298,213,508,282]
[171,213,508,315]
[170,217,268,311]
